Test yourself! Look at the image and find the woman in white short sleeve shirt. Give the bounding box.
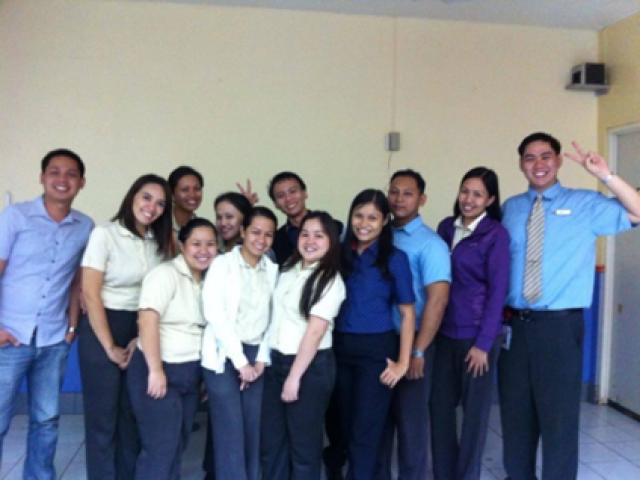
[261,211,346,480]
[128,218,218,480]
[79,174,173,480]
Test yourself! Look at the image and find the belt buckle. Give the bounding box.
[518,309,532,322]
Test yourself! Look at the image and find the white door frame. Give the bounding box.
[598,123,640,403]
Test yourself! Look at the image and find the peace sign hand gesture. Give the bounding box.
[237,179,260,206]
[563,141,611,181]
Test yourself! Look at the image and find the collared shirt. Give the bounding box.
[271,261,346,354]
[137,255,205,363]
[0,196,93,346]
[392,216,451,332]
[452,212,487,249]
[337,242,415,334]
[170,212,196,258]
[81,221,164,311]
[503,181,634,310]
[236,251,272,345]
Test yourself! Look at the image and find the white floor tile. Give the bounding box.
[582,426,637,443]
[602,441,640,461]
[579,442,627,463]
[578,462,606,479]
[588,461,640,480]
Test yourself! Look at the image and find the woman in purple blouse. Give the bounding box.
[430,167,510,480]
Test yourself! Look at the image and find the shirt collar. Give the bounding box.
[116,221,154,239]
[173,254,197,281]
[235,245,267,271]
[454,212,486,233]
[393,215,424,235]
[527,180,563,201]
[28,195,78,224]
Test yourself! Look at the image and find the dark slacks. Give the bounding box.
[78,310,140,480]
[261,348,336,480]
[430,335,501,480]
[498,310,584,480]
[128,349,201,480]
[376,341,435,480]
[204,344,263,480]
[334,331,398,480]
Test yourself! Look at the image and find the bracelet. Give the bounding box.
[68,326,76,333]
[601,172,614,184]
[411,348,424,358]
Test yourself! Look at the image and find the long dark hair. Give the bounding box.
[283,211,341,319]
[112,174,173,258]
[453,167,502,222]
[214,192,252,218]
[341,189,394,280]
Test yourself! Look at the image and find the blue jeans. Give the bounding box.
[0,339,70,480]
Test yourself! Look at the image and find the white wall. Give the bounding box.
[0,0,599,227]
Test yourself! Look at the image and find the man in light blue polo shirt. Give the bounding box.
[0,149,93,480]
[377,169,451,480]
[499,133,640,480]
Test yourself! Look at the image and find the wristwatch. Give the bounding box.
[67,326,76,334]
[411,348,424,358]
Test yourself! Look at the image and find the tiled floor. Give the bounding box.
[2,403,640,479]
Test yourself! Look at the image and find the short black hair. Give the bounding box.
[178,218,217,244]
[390,169,426,194]
[214,192,252,218]
[41,149,85,177]
[518,132,562,157]
[267,172,307,201]
[242,206,278,231]
[168,166,204,192]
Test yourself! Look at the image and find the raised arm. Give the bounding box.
[565,141,640,224]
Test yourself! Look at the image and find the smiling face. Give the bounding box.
[457,177,495,226]
[520,140,563,192]
[215,200,244,243]
[181,226,218,276]
[272,178,308,221]
[173,174,202,214]
[298,218,330,267]
[388,175,426,227]
[132,183,167,234]
[40,155,85,205]
[351,202,387,251]
[241,215,276,264]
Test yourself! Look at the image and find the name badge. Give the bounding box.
[555,209,572,215]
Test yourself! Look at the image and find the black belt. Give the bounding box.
[506,307,583,322]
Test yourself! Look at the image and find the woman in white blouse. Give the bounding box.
[79,174,173,480]
[201,206,278,480]
[128,218,218,480]
[260,211,346,480]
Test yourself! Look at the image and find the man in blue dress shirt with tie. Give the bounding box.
[499,133,640,480]
[0,149,93,480]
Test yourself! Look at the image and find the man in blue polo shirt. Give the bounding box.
[377,169,451,480]
[0,149,93,480]
[499,133,640,480]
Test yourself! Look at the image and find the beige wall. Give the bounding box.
[1,0,599,228]
[598,12,640,153]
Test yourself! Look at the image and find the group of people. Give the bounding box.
[0,131,638,480]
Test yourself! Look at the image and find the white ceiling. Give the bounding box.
[126,0,640,30]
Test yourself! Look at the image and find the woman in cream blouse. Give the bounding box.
[201,206,279,480]
[128,218,218,480]
[79,174,173,480]
[261,211,346,480]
